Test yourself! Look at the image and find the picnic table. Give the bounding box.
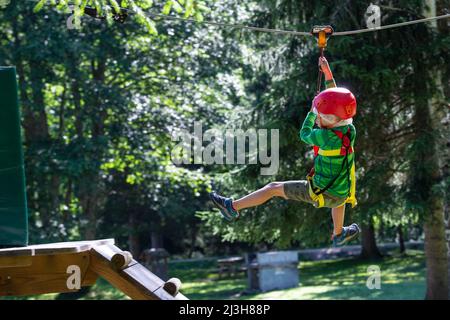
[217,256,245,279]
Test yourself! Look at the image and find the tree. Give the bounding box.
[32,0,210,34]
[415,0,449,300]
[198,1,448,265]
[0,0,245,256]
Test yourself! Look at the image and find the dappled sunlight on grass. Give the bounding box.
[246,285,336,300]
[1,293,59,300]
[244,281,426,300]
[168,259,219,282]
[81,278,129,300]
[181,278,247,300]
[2,250,426,300]
[171,250,426,300]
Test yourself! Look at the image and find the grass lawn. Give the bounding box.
[1,250,426,300]
[173,250,426,300]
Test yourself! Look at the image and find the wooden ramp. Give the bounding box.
[0,239,187,300]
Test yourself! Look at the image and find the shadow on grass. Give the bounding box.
[307,281,426,300]
[1,250,426,300]
[170,250,426,300]
[241,281,426,300]
[181,278,247,300]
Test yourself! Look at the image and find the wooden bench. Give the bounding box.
[217,257,245,279]
[0,239,186,300]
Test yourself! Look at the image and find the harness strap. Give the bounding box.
[347,163,357,208]
[308,128,357,208]
[318,147,353,156]
[308,175,325,208]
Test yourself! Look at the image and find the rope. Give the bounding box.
[316,47,324,94]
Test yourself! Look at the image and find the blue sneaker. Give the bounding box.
[332,223,361,247]
[209,192,240,221]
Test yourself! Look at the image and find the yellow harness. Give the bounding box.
[307,147,357,208]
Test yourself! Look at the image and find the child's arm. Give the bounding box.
[300,109,328,146]
[319,57,336,89]
[299,57,336,146]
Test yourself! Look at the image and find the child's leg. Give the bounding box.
[331,204,345,236]
[233,182,287,211]
[330,203,360,247]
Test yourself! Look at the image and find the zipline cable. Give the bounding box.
[333,13,450,35]
[138,11,450,37]
[143,12,311,36]
[23,0,450,37]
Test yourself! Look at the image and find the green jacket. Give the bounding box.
[299,79,356,198]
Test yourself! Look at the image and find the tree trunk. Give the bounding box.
[67,55,84,138]
[447,213,450,300]
[397,225,406,254]
[416,0,449,300]
[188,222,198,258]
[24,60,51,143]
[13,18,58,237]
[77,56,108,241]
[360,222,383,260]
[413,87,448,300]
[128,211,141,258]
[151,231,163,248]
[424,201,448,299]
[434,0,450,301]
[78,176,100,240]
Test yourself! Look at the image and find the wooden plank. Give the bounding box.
[153,286,188,300]
[0,239,115,257]
[111,251,133,270]
[89,243,136,271]
[89,248,157,300]
[0,255,32,268]
[163,278,182,296]
[0,251,97,296]
[89,246,187,300]
[89,244,125,263]
[0,248,32,257]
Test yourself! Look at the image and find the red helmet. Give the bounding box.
[313,87,357,119]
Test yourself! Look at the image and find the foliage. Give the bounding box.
[0,0,447,258]
[0,0,244,253]
[31,0,210,34]
[198,0,448,250]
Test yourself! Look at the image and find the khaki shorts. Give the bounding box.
[283,180,347,208]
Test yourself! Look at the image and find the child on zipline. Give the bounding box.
[210,57,360,247]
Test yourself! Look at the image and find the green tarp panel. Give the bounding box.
[0,66,28,247]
